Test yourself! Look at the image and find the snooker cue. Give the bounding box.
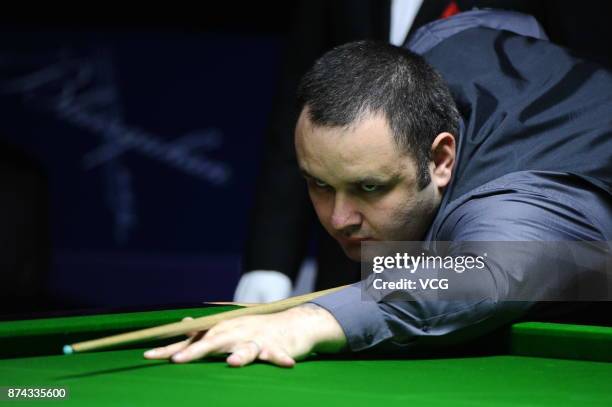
[63,284,350,354]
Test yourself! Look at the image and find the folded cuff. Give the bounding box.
[309,282,393,352]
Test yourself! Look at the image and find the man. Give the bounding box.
[146,12,611,367]
[237,0,612,303]
[237,0,464,302]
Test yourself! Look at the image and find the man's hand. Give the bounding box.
[143,304,347,367]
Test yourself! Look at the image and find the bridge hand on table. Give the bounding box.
[143,304,347,368]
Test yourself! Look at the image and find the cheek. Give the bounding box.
[362,194,416,232]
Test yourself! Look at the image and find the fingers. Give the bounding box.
[144,337,192,359]
[144,313,302,368]
[170,334,224,363]
[255,346,295,368]
[144,317,200,360]
[226,341,261,367]
[146,336,295,368]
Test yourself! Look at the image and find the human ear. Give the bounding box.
[429,132,455,189]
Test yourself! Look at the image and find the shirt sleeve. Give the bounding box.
[310,183,608,354]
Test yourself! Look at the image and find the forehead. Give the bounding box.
[295,110,410,182]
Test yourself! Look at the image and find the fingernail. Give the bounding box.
[144,349,157,357]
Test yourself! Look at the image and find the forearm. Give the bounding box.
[310,274,528,355]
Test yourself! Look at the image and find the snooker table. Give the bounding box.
[1,305,611,406]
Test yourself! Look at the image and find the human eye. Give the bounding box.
[314,179,329,188]
[360,183,381,193]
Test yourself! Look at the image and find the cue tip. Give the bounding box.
[63,345,74,355]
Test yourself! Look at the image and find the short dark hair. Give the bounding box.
[297,40,459,189]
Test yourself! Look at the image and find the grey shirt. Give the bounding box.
[310,170,611,354]
[309,10,612,354]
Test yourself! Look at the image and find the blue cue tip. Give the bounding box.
[63,345,74,355]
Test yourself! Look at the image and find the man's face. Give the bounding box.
[295,110,442,261]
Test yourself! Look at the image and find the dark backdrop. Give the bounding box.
[0,4,294,313]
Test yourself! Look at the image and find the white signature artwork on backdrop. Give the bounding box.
[1,48,231,244]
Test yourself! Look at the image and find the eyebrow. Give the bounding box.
[299,168,395,185]
[299,168,314,179]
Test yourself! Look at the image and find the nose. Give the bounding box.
[330,193,362,233]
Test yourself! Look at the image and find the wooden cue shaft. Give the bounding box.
[67,284,351,353]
